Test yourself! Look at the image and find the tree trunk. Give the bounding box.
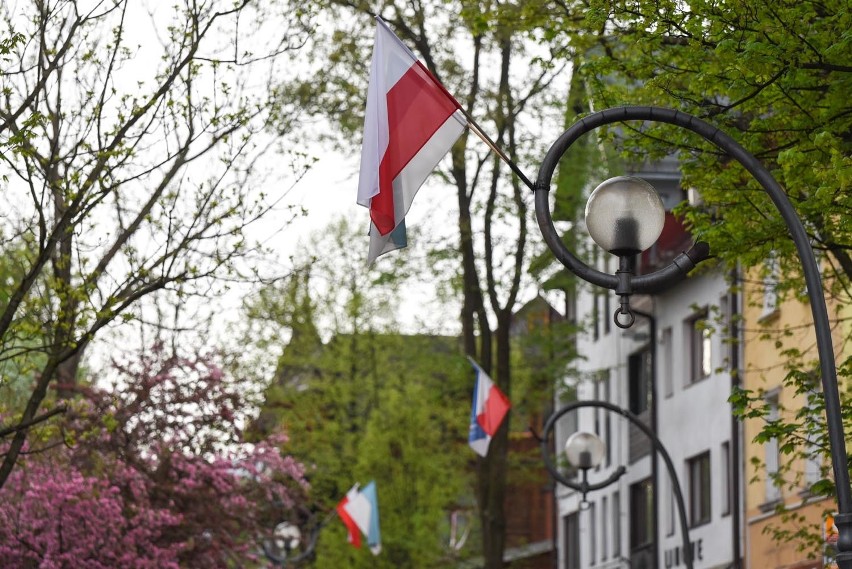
[55,349,83,399]
[478,311,512,568]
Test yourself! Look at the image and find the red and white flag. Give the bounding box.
[357,17,467,264]
[468,357,511,457]
[336,482,382,555]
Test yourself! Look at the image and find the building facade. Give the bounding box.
[741,270,845,569]
[553,161,743,569]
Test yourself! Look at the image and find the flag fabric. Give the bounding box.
[336,487,362,548]
[357,17,467,264]
[468,358,511,457]
[338,482,382,555]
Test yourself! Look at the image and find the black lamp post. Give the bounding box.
[541,400,694,569]
[534,106,852,568]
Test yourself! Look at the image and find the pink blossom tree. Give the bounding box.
[0,347,309,567]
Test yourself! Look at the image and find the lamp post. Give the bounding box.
[541,400,694,569]
[261,508,329,567]
[533,105,852,567]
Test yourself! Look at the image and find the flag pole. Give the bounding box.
[417,64,536,191]
[461,114,535,191]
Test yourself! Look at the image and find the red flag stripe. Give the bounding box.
[370,63,461,235]
[477,385,511,436]
[336,496,362,548]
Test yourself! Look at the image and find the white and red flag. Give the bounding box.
[336,482,382,555]
[468,358,511,457]
[357,17,467,264]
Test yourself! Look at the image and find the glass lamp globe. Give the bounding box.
[584,176,666,256]
[564,431,606,470]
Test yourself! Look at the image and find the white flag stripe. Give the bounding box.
[343,491,373,539]
[469,438,490,458]
[366,110,465,264]
[357,20,419,207]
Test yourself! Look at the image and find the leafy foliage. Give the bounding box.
[0,0,317,487]
[244,219,476,567]
[551,0,851,298]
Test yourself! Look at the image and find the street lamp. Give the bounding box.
[261,507,328,567]
[564,431,606,471]
[534,105,852,568]
[563,431,610,506]
[541,400,694,569]
[584,176,666,258]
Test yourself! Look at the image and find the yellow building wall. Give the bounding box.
[741,273,846,569]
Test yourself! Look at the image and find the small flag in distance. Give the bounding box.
[337,481,382,555]
[468,358,511,457]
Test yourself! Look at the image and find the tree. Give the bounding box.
[288,4,569,564]
[245,218,475,568]
[0,346,309,566]
[0,0,314,488]
[548,0,850,295]
[547,0,851,554]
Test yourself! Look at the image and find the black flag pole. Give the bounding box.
[459,110,536,192]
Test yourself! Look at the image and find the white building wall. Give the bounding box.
[555,266,737,569]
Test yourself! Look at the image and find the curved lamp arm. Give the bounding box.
[534,105,851,567]
[542,400,694,569]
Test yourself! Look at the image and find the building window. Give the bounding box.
[765,392,782,503]
[603,257,611,335]
[612,491,621,557]
[563,512,580,569]
[594,378,602,455]
[592,291,601,342]
[762,254,779,318]
[661,327,673,398]
[630,479,654,552]
[665,477,675,536]
[721,441,731,516]
[592,250,601,342]
[687,310,712,383]
[596,371,612,467]
[628,348,652,415]
[804,441,822,490]
[688,451,712,527]
[589,502,597,565]
[804,385,822,492]
[602,496,609,561]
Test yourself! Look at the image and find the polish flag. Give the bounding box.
[468,358,511,457]
[357,17,467,264]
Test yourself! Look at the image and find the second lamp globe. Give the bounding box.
[584,176,666,257]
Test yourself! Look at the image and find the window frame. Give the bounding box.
[764,390,782,504]
[687,451,712,527]
[628,347,652,415]
[629,478,654,551]
[687,309,712,384]
[563,512,580,569]
[721,441,731,517]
